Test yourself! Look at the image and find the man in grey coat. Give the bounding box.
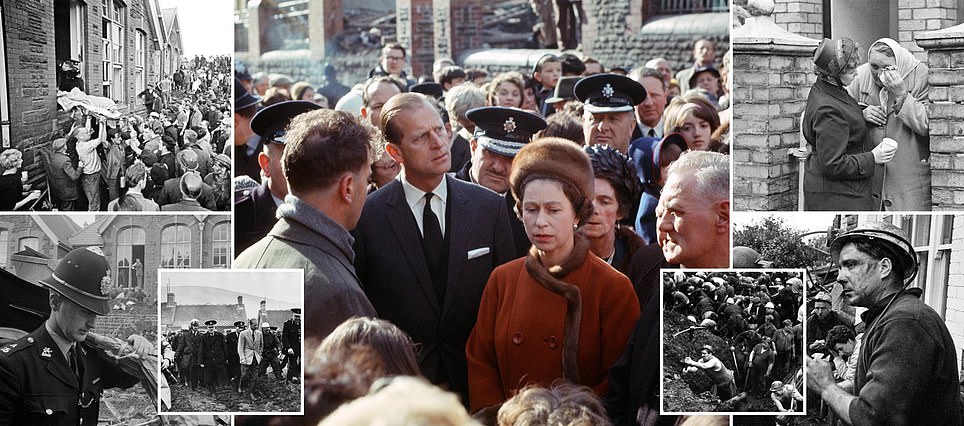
[236,106,377,355]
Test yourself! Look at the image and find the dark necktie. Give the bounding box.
[421,193,445,303]
[648,128,656,138]
[68,346,80,381]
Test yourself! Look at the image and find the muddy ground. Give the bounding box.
[166,375,300,414]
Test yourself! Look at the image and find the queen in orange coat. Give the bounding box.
[465,138,640,415]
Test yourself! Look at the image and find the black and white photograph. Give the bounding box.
[0,214,225,424]
[732,0,964,212]
[733,212,963,425]
[0,0,232,212]
[662,269,806,415]
[159,268,304,415]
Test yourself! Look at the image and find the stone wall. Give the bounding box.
[772,0,822,40]
[898,0,958,60]
[917,24,964,209]
[582,0,729,72]
[396,0,435,77]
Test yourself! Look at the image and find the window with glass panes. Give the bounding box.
[886,214,953,320]
[161,224,192,268]
[212,222,230,268]
[18,237,38,252]
[0,229,7,267]
[135,30,146,95]
[101,0,125,101]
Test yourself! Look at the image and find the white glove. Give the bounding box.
[872,138,897,164]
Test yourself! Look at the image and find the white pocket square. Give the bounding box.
[467,247,490,259]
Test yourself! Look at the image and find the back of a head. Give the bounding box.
[125,163,147,188]
[282,109,373,195]
[665,150,729,201]
[179,173,203,199]
[317,317,420,377]
[559,53,586,76]
[444,84,485,125]
[320,377,478,426]
[497,383,610,426]
[112,194,143,212]
[179,148,199,171]
[536,112,584,145]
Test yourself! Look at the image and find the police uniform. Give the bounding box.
[0,248,139,426]
[454,106,548,259]
[234,101,321,256]
[224,321,244,384]
[281,309,301,383]
[200,320,227,392]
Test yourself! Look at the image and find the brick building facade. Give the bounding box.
[0,214,229,303]
[0,0,181,190]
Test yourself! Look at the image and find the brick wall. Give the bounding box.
[0,216,58,273]
[948,214,964,366]
[917,24,964,210]
[582,0,728,73]
[434,0,485,65]
[396,0,434,77]
[732,11,819,211]
[772,0,822,40]
[898,0,958,60]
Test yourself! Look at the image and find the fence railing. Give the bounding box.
[655,0,728,14]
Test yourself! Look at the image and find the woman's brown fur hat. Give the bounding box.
[509,137,594,224]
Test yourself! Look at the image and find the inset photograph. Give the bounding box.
[662,270,806,415]
[158,268,304,415]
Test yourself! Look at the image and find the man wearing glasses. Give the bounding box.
[369,42,415,90]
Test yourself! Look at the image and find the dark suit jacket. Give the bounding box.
[454,163,530,259]
[156,176,217,210]
[233,182,278,257]
[353,175,515,404]
[449,133,471,173]
[802,78,876,210]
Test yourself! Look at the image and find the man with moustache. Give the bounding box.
[0,247,152,424]
[807,222,961,425]
[655,150,730,268]
[235,109,377,355]
[353,93,515,404]
[455,106,546,258]
[574,73,647,155]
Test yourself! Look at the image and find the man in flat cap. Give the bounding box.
[807,222,961,425]
[259,322,283,381]
[0,247,153,424]
[200,320,227,395]
[574,73,647,154]
[281,308,301,384]
[177,318,203,389]
[234,100,321,256]
[455,106,547,258]
[235,108,376,356]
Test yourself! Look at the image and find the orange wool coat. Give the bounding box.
[465,252,640,412]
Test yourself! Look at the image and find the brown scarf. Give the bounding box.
[523,231,589,384]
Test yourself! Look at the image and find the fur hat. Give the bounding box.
[509,137,594,224]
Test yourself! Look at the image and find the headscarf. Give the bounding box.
[813,37,859,86]
[851,38,924,113]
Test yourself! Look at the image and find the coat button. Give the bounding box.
[45,409,52,415]
[511,332,524,345]
[546,336,558,349]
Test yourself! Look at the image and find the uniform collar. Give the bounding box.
[44,319,75,360]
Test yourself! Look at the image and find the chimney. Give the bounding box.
[237,295,243,307]
[166,293,175,307]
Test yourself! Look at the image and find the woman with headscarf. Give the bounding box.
[802,37,896,211]
[847,38,930,210]
[583,144,667,310]
[466,138,639,420]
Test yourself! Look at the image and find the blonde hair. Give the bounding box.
[320,377,479,426]
[0,149,22,170]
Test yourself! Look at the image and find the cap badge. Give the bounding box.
[602,83,615,99]
[41,347,52,358]
[503,117,517,133]
[100,270,112,296]
[0,346,9,353]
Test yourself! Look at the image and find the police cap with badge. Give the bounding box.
[465,107,547,157]
[574,73,647,114]
[249,100,322,146]
[39,247,113,316]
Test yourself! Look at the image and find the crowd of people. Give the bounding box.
[161,310,301,406]
[1,55,233,212]
[666,271,805,413]
[800,37,931,211]
[232,35,731,425]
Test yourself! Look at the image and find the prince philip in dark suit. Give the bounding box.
[353,93,515,405]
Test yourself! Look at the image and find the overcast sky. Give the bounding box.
[733,212,838,239]
[159,269,303,316]
[158,0,233,57]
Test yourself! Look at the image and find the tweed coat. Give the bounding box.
[802,78,876,211]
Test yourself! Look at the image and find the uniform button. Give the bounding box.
[45,409,52,415]
[546,336,558,349]
[511,332,524,345]
[27,337,34,343]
